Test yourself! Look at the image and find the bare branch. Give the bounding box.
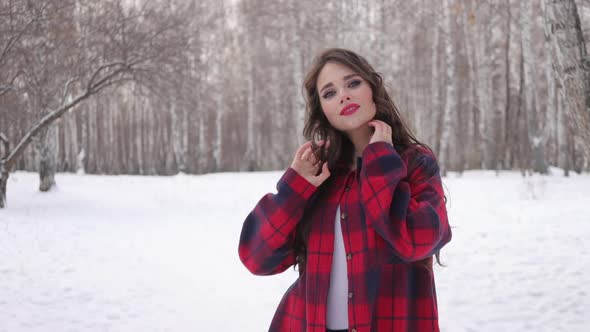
[3,60,134,171]
[88,65,130,93]
[0,69,21,97]
[0,0,50,67]
[0,85,13,96]
[86,62,126,92]
[4,89,89,171]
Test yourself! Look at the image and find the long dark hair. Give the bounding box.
[294,48,443,274]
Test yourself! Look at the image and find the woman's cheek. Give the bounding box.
[321,102,337,121]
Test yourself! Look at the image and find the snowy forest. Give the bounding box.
[1,0,590,182]
[1,1,590,330]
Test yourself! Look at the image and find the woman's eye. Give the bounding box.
[322,91,335,99]
[349,80,361,88]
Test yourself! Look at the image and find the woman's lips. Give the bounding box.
[340,103,360,116]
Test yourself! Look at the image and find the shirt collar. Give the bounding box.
[333,156,363,176]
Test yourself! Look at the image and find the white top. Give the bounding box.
[326,205,349,329]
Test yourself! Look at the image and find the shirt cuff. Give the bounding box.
[278,167,318,200]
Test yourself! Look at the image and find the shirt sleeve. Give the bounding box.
[360,142,452,262]
[238,167,317,275]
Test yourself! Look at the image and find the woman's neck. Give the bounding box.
[346,125,372,169]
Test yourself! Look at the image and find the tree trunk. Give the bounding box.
[438,0,456,176]
[244,51,258,172]
[430,1,441,153]
[475,11,493,169]
[490,4,507,172]
[0,134,7,207]
[36,111,59,192]
[521,0,548,174]
[0,169,7,208]
[542,0,590,160]
[170,101,186,172]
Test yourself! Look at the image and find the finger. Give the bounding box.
[377,120,392,135]
[375,120,385,132]
[312,162,321,173]
[295,141,312,160]
[301,147,313,161]
[368,121,380,135]
[374,119,389,127]
[368,121,381,133]
[381,121,392,133]
[312,163,322,176]
[315,162,331,182]
[313,140,325,158]
[376,121,387,135]
[308,149,319,164]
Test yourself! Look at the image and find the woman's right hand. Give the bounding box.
[290,140,331,187]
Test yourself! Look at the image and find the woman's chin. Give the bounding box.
[339,122,372,137]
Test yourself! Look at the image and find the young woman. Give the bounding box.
[238,48,452,332]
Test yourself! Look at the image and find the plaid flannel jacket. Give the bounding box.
[239,142,452,332]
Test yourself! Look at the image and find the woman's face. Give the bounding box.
[316,61,376,134]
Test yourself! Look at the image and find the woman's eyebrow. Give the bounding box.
[319,73,359,94]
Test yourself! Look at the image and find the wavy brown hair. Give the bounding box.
[294,48,443,273]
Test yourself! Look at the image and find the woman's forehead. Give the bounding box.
[317,62,358,89]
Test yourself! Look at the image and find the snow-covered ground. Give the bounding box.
[0,168,588,332]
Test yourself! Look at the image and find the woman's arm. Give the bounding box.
[238,168,317,275]
[360,142,452,262]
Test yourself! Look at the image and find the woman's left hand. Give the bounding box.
[368,120,393,146]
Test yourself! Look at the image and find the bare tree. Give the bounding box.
[3,0,590,191]
[0,0,189,208]
[0,0,46,96]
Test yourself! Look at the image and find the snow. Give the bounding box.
[0,168,589,332]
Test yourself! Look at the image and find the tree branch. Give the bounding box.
[0,0,49,67]
[3,61,134,170]
[86,61,126,93]
[0,69,21,97]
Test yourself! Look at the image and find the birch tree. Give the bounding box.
[521,0,549,173]
[542,0,590,161]
[438,0,457,176]
[3,0,590,184]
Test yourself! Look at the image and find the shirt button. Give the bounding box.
[347,253,352,260]
[348,292,353,299]
[341,212,347,220]
[344,186,351,192]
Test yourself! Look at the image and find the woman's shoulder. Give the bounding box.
[400,143,439,179]
[400,143,436,162]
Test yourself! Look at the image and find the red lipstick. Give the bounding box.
[340,103,360,116]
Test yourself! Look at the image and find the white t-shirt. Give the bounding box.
[326,205,349,330]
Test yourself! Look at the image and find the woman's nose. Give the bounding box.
[340,96,351,104]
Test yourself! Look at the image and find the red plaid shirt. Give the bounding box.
[239,142,452,332]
